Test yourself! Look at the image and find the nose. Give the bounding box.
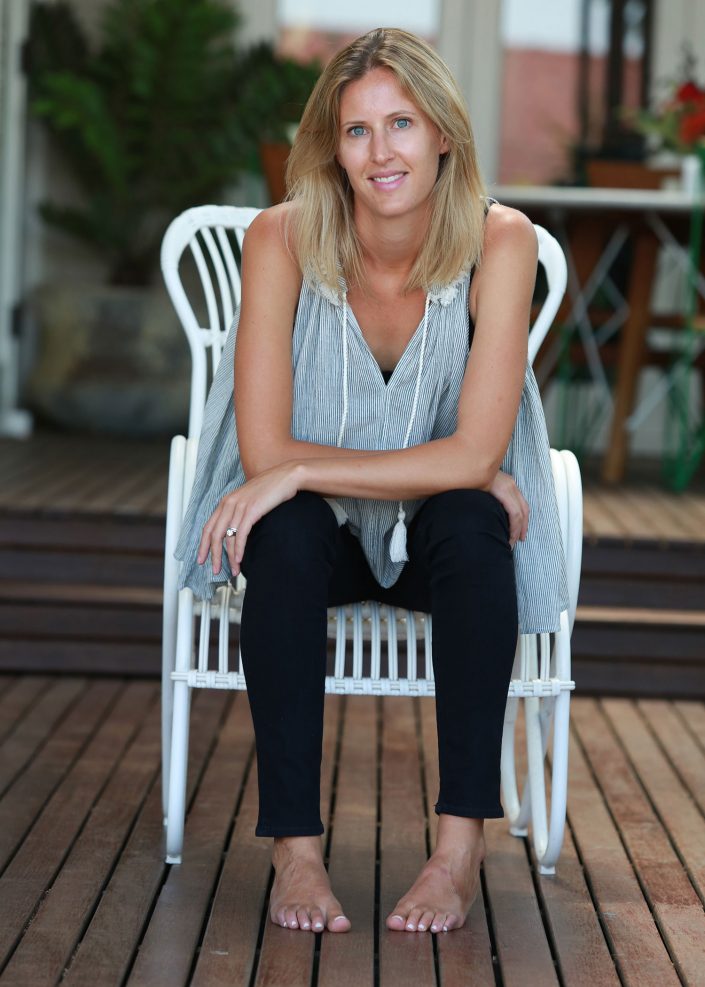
[369,129,394,164]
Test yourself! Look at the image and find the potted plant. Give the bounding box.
[234,42,320,203]
[25,0,251,434]
[624,47,705,194]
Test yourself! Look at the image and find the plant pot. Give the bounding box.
[259,141,290,204]
[25,281,191,436]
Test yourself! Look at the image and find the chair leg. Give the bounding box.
[165,679,191,864]
[536,690,571,875]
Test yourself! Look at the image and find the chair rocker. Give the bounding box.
[160,204,581,876]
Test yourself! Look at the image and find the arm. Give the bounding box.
[234,204,385,477]
[295,206,537,498]
[204,205,536,573]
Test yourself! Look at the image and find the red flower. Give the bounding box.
[679,106,705,144]
[676,80,705,104]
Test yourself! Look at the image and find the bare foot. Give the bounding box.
[386,817,485,933]
[269,836,351,933]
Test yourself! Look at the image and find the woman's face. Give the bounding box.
[336,67,449,225]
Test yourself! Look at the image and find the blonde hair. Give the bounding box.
[285,27,487,294]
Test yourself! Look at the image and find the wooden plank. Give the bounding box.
[0,676,87,795]
[640,488,705,542]
[0,679,118,871]
[575,699,705,986]
[0,675,50,744]
[0,601,161,641]
[600,489,683,542]
[576,605,705,626]
[674,701,705,752]
[253,695,342,987]
[0,516,165,552]
[568,699,681,986]
[378,697,436,987]
[572,657,705,701]
[127,692,255,987]
[0,680,154,968]
[419,696,497,987]
[483,820,559,986]
[0,582,163,606]
[6,446,118,512]
[533,824,620,987]
[637,700,705,817]
[189,754,270,987]
[317,695,377,987]
[602,700,705,904]
[580,490,629,539]
[0,641,161,677]
[62,691,229,987]
[0,684,160,987]
[0,548,162,586]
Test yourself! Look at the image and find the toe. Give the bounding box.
[430,911,448,933]
[270,904,287,928]
[418,909,435,932]
[405,907,424,932]
[444,912,464,932]
[310,908,326,933]
[296,906,312,931]
[385,910,408,931]
[328,912,351,933]
[284,906,299,929]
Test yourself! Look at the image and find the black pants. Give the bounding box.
[240,489,518,838]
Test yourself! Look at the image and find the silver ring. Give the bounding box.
[225,527,237,538]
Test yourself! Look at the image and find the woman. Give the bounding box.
[176,28,567,935]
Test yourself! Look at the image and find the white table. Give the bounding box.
[491,183,705,483]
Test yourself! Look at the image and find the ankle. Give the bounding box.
[272,835,323,864]
[434,815,486,859]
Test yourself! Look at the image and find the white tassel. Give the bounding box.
[389,503,408,562]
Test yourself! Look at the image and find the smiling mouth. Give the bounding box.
[370,173,405,184]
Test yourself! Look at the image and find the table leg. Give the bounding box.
[601,231,660,484]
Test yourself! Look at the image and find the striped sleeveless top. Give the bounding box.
[175,263,569,634]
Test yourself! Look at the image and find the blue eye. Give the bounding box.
[395,118,411,129]
[350,125,366,137]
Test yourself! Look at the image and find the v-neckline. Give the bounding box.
[343,301,429,389]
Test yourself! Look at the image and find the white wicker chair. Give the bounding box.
[160,205,581,875]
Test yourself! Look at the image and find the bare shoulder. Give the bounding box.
[469,204,538,322]
[241,202,301,278]
[483,203,537,259]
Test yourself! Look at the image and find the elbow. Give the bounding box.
[240,438,293,479]
[453,438,498,492]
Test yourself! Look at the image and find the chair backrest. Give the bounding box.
[161,206,567,437]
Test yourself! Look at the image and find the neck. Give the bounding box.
[353,204,429,281]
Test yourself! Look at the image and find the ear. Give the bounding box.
[439,133,450,154]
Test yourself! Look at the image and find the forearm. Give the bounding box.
[242,436,385,479]
[292,435,496,501]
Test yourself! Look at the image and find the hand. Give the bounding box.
[488,470,529,548]
[197,462,302,577]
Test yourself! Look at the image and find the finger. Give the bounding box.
[197,517,217,565]
[507,505,522,546]
[230,516,255,577]
[218,513,242,575]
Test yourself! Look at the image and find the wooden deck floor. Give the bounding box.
[2,431,705,542]
[1,675,704,986]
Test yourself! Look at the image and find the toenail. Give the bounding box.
[442,925,448,932]
[431,924,438,931]
[314,922,324,930]
[303,922,310,929]
[418,924,425,930]
[392,915,404,922]
[406,923,414,930]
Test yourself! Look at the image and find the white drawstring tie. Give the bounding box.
[336,288,432,564]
